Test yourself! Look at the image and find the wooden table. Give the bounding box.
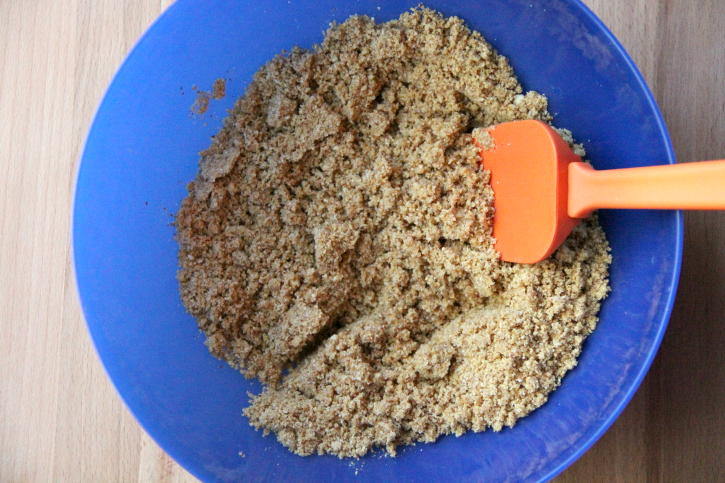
[2,1,723,481]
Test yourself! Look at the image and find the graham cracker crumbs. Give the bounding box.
[190,91,210,115]
[191,78,227,115]
[471,127,494,151]
[212,78,226,100]
[175,7,611,459]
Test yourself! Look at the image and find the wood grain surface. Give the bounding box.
[1,1,723,481]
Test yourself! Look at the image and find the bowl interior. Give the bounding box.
[73,0,681,481]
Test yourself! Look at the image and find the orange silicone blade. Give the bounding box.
[476,120,582,264]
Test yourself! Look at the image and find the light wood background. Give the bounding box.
[1,1,723,481]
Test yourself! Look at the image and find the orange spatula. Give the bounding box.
[476,119,725,264]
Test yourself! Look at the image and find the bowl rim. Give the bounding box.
[533,2,683,480]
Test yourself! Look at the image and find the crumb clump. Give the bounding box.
[191,78,227,114]
[175,7,611,458]
[212,78,226,100]
[190,91,210,115]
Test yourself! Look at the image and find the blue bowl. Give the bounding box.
[73,0,682,481]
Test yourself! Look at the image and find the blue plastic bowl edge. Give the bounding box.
[69,2,213,483]
[538,1,683,481]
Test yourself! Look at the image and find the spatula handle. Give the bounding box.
[568,160,725,218]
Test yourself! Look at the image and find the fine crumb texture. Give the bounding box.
[212,78,226,100]
[175,7,611,458]
[191,78,227,115]
[471,127,494,151]
[190,91,210,115]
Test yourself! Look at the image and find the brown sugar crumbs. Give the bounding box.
[211,78,226,100]
[190,78,227,115]
[175,7,611,458]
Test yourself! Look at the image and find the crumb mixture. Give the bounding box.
[211,78,226,100]
[175,7,611,458]
[190,92,210,115]
[190,78,226,115]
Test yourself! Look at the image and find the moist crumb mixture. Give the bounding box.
[175,7,611,458]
